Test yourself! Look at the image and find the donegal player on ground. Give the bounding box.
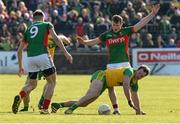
[76,4,159,112]
[12,9,72,114]
[20,34,71,112]
[77,4,160,69]
[51,65,150,115]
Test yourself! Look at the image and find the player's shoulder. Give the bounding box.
[100,30,113,38]
[43,21,52,24]
[123,67,134,76]
[103,30,112,35]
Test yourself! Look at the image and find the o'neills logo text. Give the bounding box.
[137,51,180,63]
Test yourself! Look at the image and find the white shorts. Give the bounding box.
[27,54,55,72]
[107,62,131,69]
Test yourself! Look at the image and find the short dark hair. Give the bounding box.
[33,9,44,19]
[112,15,123,24]
[137,65,150,76]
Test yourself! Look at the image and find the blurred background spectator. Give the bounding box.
[0,0,179,52]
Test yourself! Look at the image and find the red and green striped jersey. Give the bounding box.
[100,27,134,64]
[23,21,53,57]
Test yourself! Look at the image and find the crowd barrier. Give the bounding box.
[1,48,180,75]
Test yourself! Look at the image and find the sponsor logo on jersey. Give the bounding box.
[106,35,128,47]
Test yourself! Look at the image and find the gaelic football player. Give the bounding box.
[51,65,150,115]
[12,9,72,114]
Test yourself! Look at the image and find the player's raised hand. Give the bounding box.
[18,67,25,77]
[76,36,85,44]
[152,4,160,15]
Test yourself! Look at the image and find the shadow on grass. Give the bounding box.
[56,113,136,116]
[0,111,35,115]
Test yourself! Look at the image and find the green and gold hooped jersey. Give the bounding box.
[100,27,134,64]
[23,21,53,57]
[105,67,138,92]
[48,35,56,60]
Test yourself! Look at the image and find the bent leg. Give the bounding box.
[20,91,30,112]
[38,82,48,109]
[12,78,37,114]
[41,72,56,112]
[44,73,56,100]
[77,80,103,106]
[64,80,103,114]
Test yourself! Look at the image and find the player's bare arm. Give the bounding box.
[123,76,132,102]
[123,76,138,110]
[131,90,146,115]
[133,4,160,32]
[76,36,101,46]
[58,35,71,45]
[17,41,27,77]
[50,29,73,64]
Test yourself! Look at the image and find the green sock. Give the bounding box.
[24,106,29,110]
[59,103,65,108]
[20,106,29,111]
[38,71,44,80]
[69,104,78,111]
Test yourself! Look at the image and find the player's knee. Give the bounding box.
[90,92,99,99]
[81,103,88,107]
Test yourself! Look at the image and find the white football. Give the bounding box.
[98,104,111,115]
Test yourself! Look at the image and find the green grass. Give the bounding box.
[0,75,180,123]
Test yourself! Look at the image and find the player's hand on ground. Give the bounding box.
[128,100,134,107]
[112,111,120,115]
[128,100,138,111]
[152,4,160,15]
[76,36,85,44]
[65,53,73,64]
[136,110,146,115]
[18,67,25,77]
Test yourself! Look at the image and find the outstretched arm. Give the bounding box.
[50,29,73,64]
[58,35,71,45]
[131,90,146,115]
[17,41,27,77]
[123,76,138,111]
[76,36,101,46]
[123,76,132,102]
[133,4,160,32]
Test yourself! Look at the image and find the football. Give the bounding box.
[98,104,111,115]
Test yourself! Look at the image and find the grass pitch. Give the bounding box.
[0,74,180,123]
